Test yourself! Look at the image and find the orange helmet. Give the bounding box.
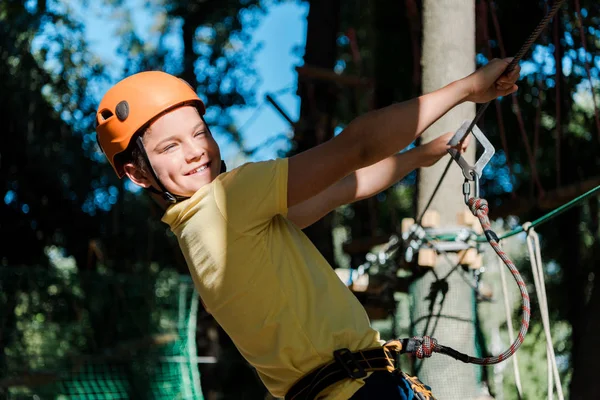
[95,71,206,178]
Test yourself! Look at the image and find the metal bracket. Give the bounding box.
[447,120,495,181]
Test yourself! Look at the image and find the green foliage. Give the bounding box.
[1,260,203,398]
[1,0,104,267]
[0,1,290,398]
[474,4,600,396]
[2,0,600,397]
[330,1,600,397]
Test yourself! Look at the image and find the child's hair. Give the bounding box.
[129,143,148,174]
[113,131,149,175]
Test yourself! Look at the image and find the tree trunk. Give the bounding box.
[294,0,341,267]
[411,1,480,398]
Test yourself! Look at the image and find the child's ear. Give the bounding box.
[123,162,152,188]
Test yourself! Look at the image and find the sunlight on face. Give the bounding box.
[142,106,221,197]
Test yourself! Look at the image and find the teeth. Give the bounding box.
[192,165,208,174]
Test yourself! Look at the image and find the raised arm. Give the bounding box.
[287,149,421,229]
[286,58,520,209]
[287,131,466,229]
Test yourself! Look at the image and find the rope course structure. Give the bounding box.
[319,4,600,399]
[342,1,600,380]
[338,6,600,399]
[393,0,569,368]
[236,83,296,156]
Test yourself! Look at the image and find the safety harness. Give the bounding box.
[285,340,435,400]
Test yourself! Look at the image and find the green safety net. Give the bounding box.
[0,265,204,400]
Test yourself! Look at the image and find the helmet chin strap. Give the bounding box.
[135,136,227,204]
[135,136,187,204]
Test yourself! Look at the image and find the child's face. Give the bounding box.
[138,105,221,197]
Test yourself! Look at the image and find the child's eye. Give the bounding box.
[194,131,206,137]
[162,144,176,152]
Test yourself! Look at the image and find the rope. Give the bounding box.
[497,241,524,398]
[411,234,491,357]
[400,0,573,370]
[458,0,566,148]
[404,198,531,366]
[495,182,600,241]
[406,189,597,369]
[532,79,543,197]
[553,11,563,187]
[416,336,438,359]
[422,234,487,295]
[236,82,295,135]
[237,100,267,134]
[416,160,453,225]
[523,222,564,400]
[418,0,566,220]
[431,182,600,243]
[467,198,530,365]
[489,0,547,198]
[478,0,514,197]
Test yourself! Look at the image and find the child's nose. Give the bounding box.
[185,142,205,162]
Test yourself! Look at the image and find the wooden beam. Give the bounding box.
[491,176,600,219]
[296,65,373,87]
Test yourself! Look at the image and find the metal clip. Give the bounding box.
[447,120,495,181]
[462,176,480,205]
[447,120,494,204]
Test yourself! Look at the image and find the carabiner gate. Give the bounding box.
[462,174,480,205]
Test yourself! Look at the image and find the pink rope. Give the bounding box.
[409,198,531,366]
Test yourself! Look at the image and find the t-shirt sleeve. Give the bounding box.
[214,158,288,234]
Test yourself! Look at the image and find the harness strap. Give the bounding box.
[285,341,403,400]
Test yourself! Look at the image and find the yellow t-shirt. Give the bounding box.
[162,158,382,399]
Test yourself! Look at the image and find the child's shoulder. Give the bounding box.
[215,158,288,191]
[222,158,286,176]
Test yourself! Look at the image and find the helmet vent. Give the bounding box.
[115,101,129,121]
[100,109,114,121]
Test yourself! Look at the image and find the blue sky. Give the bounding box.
[77,0,308,167]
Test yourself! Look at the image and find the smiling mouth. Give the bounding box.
[186,161,211,175]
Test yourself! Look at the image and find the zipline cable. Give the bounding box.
[430,182,600,243]
[490,182,599,242]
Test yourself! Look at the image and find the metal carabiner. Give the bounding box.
[448,120,494,205]
[462,174,480,205]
